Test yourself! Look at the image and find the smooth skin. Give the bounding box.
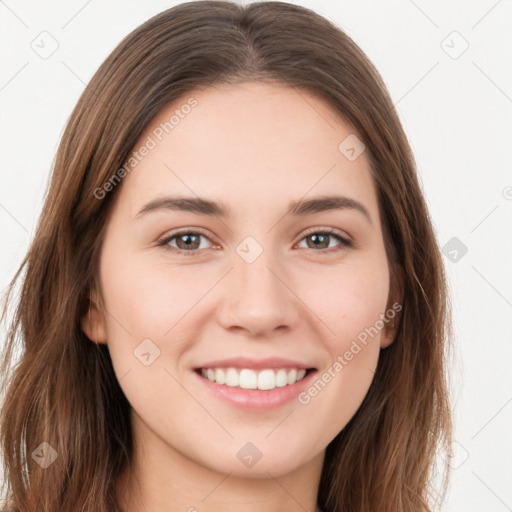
[82,81,403,512]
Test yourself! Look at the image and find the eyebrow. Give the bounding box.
[135,194,372,225]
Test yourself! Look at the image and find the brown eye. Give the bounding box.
[158,231,213,255]
[174,233,202,250]
[297,229,352,253]
[304,233,331,249]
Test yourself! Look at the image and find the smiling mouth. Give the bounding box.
[194,367,316,391]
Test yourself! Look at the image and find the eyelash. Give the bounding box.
[156,228,353,256]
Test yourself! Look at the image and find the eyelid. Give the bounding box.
[295,227,354,255]
[299,226,352,244]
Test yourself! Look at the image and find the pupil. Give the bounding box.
[178,234,199,250]
[310,234,328,249]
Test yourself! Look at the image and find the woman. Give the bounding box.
[0,1,453,511]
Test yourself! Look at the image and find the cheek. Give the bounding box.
[304,258,390,350]
[97,257,206,412]
[295,266,388,443]
[303,260,389,433]
[298,345,379,454]
[102,256,209,340]
[98,255,224,393]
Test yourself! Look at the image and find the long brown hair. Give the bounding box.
[0,2,453,510]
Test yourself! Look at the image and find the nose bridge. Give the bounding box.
[218,238,296,335]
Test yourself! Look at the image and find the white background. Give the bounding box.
[1,1,511,510]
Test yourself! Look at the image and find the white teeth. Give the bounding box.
[275,369,288,387]
[258,369,275,390]
[287,368,297,385]
[239,369,258,389]
[199,367,309,390]
[215,368,226,385]
[225,368,239,387]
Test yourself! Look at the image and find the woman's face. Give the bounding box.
[83,81,401,478]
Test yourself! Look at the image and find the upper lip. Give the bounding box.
[195,356,316,371]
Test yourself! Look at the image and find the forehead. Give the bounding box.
[116,81,378,220]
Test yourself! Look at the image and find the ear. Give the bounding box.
[82,288,108,344]
[380,265,404,349]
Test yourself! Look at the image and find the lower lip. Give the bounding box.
[193,369,317,411]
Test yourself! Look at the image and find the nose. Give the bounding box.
[217,249,300,337]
